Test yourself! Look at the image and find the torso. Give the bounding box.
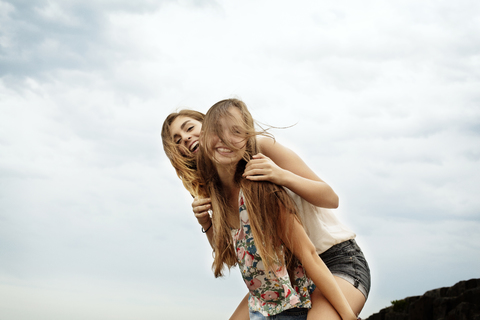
[231,190,314,316]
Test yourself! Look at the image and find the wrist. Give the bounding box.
[201,220,212,233]
[278,169,293,189]
[198,216,211,226]
[200,217,211,227]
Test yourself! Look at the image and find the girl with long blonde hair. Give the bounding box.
[196,99,358,319]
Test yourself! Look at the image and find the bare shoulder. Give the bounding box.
[257,135,276,148]
[257,135,290,155]
[257,135,323,182]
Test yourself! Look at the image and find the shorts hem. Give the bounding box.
[331,272,369,300]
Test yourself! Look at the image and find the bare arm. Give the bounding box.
[244,137,338,208]
[192,197,214,248]
[279,209,356,320]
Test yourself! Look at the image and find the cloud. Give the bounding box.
[1,0,479,319]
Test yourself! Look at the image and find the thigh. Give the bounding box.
[334,276,366,315]
[307,277,365,320]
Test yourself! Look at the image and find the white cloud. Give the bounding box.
[1,0,479,319]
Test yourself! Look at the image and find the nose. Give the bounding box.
[211,133,221,144]
[181,133,192,144]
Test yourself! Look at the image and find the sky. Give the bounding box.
[0,0,479,319]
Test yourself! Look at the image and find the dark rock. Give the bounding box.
[445,278,480,298]
[424,286,449,298]
[385,313,409,320]
[364,279,480,320]
[409,295,434,320]
[432,295,455,319]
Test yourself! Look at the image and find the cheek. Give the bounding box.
[203,138,216,154]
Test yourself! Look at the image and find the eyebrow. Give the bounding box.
[180,120,191,130]
[172,120,192,140]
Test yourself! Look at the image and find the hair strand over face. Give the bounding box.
[196,99,301,278]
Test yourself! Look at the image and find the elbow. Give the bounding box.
[318,185,339,208]
[323,193,339,209]
[331,194,339,209]
[311,193,338,208]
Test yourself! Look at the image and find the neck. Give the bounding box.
[217,164,236,189]
[216,163,240,199]
[216,163,241,229]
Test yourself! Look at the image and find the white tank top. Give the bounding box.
[285,188,356,254]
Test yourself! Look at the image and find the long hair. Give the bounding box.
[197,99,300,277]
[161,109,207,197]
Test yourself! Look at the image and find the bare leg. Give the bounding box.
[307,276,366,319]
[229,293,250,320]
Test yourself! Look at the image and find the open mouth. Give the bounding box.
[190,141,199,153]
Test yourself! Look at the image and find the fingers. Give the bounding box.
[244,159,271,173]
[244,168,271,177]
[194,211,210,220]
[193,204,211,215]
[192,198,211,215]
[244,154,279,182]
[192,197,211,207]
[192,198,211,214]
[251,153,266,159]
[246,154,268,169]
[193,202,211,214]
[244,175,265,181]
[192,198,212,225]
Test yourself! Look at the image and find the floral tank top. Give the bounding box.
[231,190,315,316]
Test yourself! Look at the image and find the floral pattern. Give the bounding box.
[231,191,315,316]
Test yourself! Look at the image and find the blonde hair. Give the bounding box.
[161,109,207,197]
[197,99,300,277]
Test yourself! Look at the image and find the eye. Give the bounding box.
[232,126,242,134]
[187,125,194,132]
[175,138,181,144]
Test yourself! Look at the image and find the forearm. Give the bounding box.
[280,170,339,208]
[192,198,214,248]
[255,138,339,208]
[200,218,214,248]
[280,212,355,319]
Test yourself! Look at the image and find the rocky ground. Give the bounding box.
[364,278,480,320]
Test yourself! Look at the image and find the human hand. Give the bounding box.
[192,197,212,228]
[243,153,286,185]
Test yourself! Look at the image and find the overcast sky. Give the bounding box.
[1,0,479,319]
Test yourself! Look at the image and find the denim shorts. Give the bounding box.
[249,308,308,320]
[319,239,371,299]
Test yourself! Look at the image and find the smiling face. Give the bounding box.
[205,107,248,169]
[169,116,202,156]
